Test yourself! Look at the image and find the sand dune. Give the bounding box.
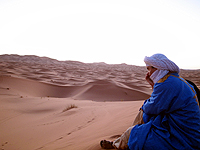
[0,54,199,150]
[74,79,150,101]
[0,76,150,101]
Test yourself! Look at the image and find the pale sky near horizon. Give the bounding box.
[0,0,200,69]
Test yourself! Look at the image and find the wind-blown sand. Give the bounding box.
[0,55,199,150]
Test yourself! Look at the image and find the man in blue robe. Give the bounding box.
[101,54,200,150]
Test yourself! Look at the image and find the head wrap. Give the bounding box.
[144,54,180,84]
[144,53,180,73]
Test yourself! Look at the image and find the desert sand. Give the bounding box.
[0,55,199,150]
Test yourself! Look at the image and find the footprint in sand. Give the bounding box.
[1,141,8,150]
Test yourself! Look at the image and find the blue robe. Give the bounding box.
[128,73,200,150]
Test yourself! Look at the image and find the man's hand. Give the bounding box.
[145,72,154,89]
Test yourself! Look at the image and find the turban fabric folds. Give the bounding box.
[144,54,180,73]
[144,54,180,83]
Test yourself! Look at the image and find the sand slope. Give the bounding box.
[0,89,143,150]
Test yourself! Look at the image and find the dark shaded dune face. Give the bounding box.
[74,84,150,101]
[76,85,150,101]
[73,79,151,101]
[88,79,112,85]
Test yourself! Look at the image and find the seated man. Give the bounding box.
[100,54,200,150]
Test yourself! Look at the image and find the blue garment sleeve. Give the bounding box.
[142,112,151,123]
[142,81,176,115]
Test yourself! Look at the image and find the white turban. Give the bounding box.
[144,54,180,84]
[144,53,180,73]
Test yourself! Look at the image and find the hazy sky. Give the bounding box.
[0,0,200,69]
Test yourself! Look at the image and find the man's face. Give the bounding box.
[147,66,157,76]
